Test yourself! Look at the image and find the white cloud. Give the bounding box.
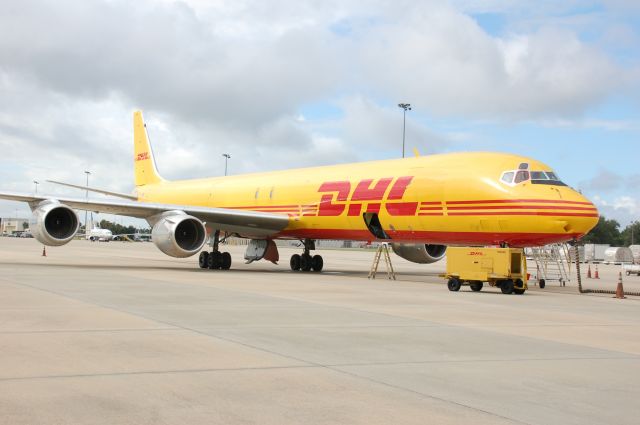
[593,195,640,225]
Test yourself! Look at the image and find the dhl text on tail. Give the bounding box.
[0,111,598,271]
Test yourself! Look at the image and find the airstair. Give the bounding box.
[527,243,572,287]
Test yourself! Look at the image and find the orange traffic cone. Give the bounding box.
[42,246,47,257]
[614,272,626,299]
[587,264,592,279]
[594,265,600,279]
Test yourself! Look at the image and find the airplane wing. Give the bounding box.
[0,191,290,237]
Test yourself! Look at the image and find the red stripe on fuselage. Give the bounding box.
[447,199,593,205]
[447,211,598,217]
[447,205,598,211]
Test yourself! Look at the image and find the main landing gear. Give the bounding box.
[198,230,232,270]
[290,239,323,272]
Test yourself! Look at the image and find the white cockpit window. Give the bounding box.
[530,171,548,180]
[545,171,559,180]
[514,170,530,184]
[501,171,515,184]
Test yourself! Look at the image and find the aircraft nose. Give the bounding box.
[567,194,599,238]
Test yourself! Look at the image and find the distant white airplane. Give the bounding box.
[86,227,113,242]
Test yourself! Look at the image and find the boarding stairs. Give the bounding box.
[527,243,572,286]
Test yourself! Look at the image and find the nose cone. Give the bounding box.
[567,190,599,239]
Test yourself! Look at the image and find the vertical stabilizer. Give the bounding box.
[133,111,163,187]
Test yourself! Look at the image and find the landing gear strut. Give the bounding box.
[199,230,232,270]
[290,239,323,272]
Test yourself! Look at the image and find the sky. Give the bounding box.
[0,0,638,228]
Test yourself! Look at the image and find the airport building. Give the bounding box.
[0,217,29,235]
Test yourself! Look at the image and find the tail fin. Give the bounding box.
[133,110,163,187]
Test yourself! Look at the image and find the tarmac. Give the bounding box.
[0,238,638,425]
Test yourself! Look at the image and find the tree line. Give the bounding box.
[582,216,639,246]
[95,219,150,236]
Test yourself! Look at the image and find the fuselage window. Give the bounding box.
[514,170,530,184]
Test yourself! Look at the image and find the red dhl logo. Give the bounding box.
[316,176,416,217]
[468,252,484,256]
[136,152,150,161]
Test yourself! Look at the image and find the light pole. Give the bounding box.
[84,171,91,235]
[222,154,231,176]
[33,180,39,194]
[398,103,412,158]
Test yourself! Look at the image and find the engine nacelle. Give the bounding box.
[151,212,206,258]
[30,200,79,246]
[391,243,447,264]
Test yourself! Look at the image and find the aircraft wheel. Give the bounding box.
[208,251,222,270]
[300,254,312,272]
[514,288,526,295]
[500,279,514,294]
[539,279,546,289]
[198,251,209,269]
[221,252,232,270]
[290,254,301,271]
[311,255,323,272]
[447,278,461,292]
[470,282,483,292]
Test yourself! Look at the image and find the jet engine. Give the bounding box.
[391,243,447,264]
[30,200,80,246]
[151,212,206,258]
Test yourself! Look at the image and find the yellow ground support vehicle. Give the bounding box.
[443,247,528,295]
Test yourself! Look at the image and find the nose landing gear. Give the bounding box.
[290,239,323,272]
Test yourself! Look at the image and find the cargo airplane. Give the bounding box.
[0,111,598,271]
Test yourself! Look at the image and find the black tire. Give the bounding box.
[300,254,312,272]
[514,288,526,295]
[470,282,483,292]
[208,251,222,269]
[221,252,232,270]
[501,279,514,294]
[311,255,323,272]
[539,279,546,289]
[198,251,209,269]
[290,254,301,271]
[447,278,462,292]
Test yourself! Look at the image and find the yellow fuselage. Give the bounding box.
[136,152,598,247]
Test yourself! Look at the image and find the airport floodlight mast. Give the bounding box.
[84,171,91,235]
[33,180,39,194]
[222,153,231,176]
[398,103,412,158]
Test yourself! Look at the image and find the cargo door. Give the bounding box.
[363,212,390,240]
